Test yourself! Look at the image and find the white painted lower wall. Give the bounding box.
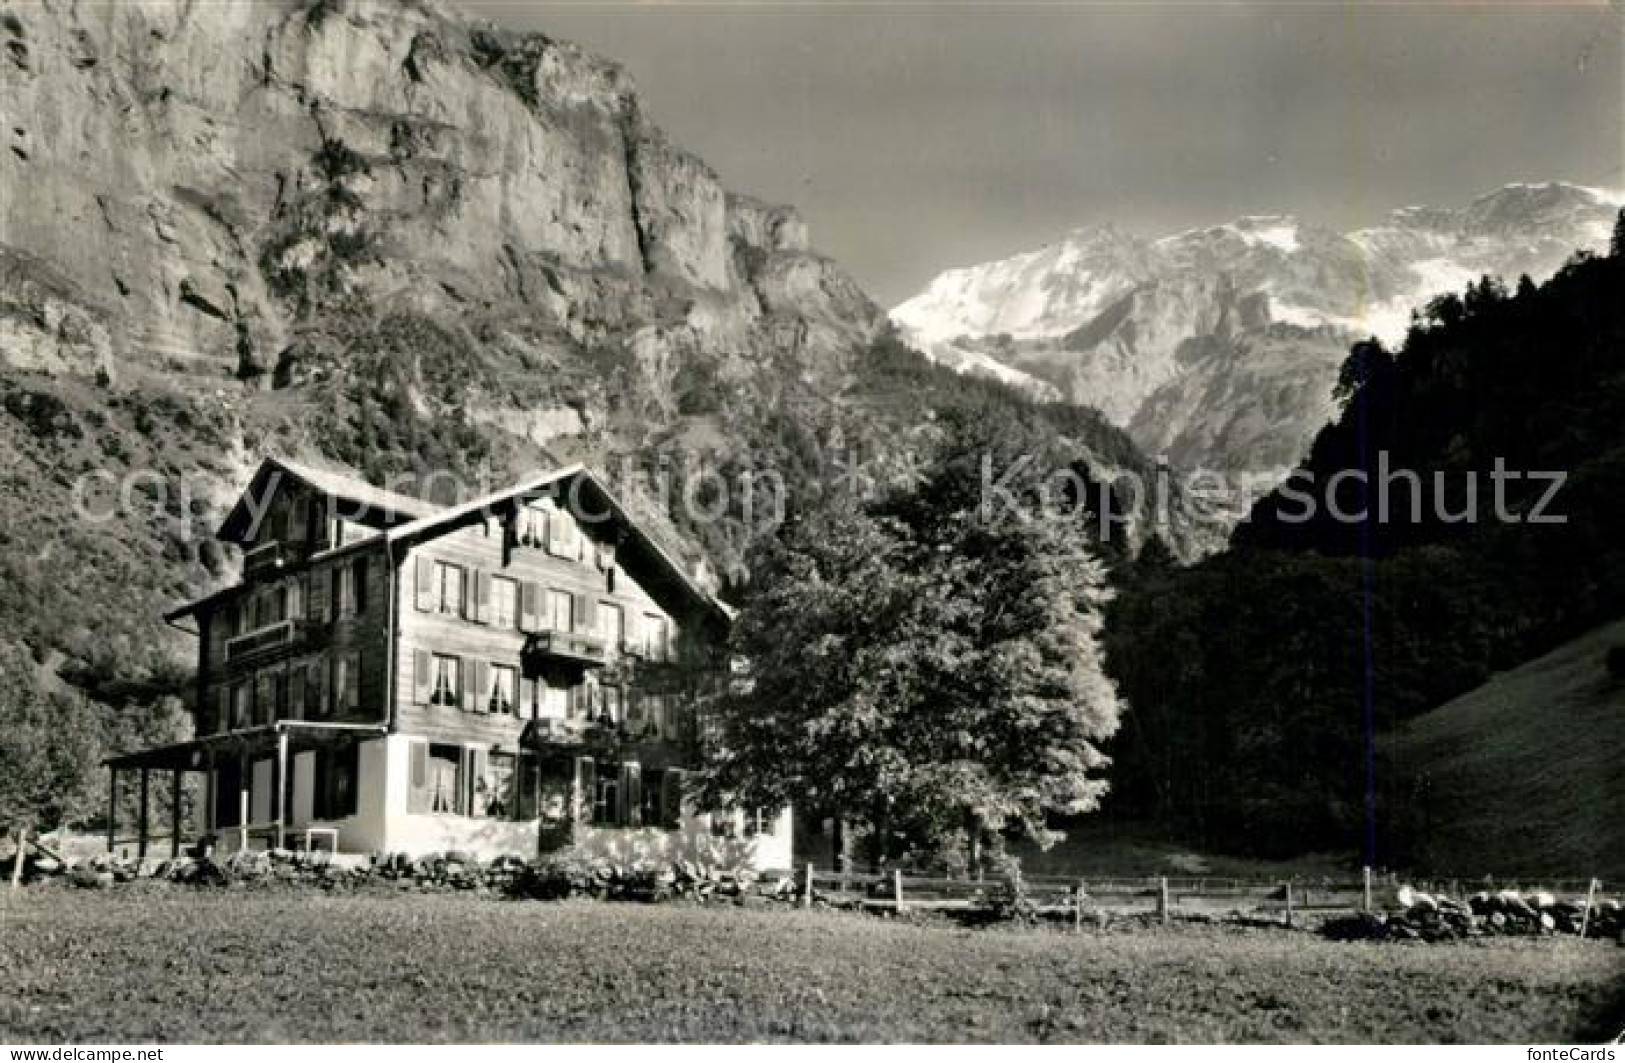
[205,734,795,871]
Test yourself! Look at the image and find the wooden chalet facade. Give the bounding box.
[105,457,792,869]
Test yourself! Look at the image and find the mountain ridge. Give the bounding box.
[893,181,1622,488]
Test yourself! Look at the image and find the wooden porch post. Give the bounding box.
[106,767,117,853]
[237,753,249,852]
[169,769,183,858]
[137,768,150,860]
[203,749,216,836]
[273,730,289,850]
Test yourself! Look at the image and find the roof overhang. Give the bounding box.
[104,721,389,772]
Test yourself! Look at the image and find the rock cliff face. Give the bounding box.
[0,0,878,389]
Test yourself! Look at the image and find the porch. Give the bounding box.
[102,720,387,858]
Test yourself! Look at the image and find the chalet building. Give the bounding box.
[105,457,792,870]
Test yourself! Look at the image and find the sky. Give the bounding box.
[464,2,1625,306]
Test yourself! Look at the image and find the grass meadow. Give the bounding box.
[2,886,1621,1043]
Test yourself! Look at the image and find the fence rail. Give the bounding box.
[796,865,1611,926]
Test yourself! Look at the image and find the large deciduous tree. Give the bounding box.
[0,641,104,836]
[703,405,1123,870]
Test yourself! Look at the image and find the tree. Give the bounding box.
[0,642,104,836]
[1611,208,1625,259]
[703,410,1124,871]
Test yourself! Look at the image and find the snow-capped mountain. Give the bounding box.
[893,182,1623,492]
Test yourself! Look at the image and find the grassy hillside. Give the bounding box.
[1386,617,1625,880]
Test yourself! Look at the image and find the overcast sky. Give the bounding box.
[464,2,1624,306]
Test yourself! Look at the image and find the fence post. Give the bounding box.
[1284,881,1294,929]
[9,826,26,890]
[802,862,814,910]
[893,868,905,912]
[1157,876,1170,926]
[1579,878,1599,939]
[1362,866,1373,914]
[1074,880,1086,932]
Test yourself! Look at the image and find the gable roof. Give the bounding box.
[377,464,729,625]
[215,456,441,543]
[178,460,728,627]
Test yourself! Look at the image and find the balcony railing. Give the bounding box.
[224,619,308,663]
[524,629,609,667]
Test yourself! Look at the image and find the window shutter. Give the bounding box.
[468,748,489,817]
[520,582,540,633]
[286,577,303,621]
[288,664,306,720]
[413,650,433,705]
[622,763,642,828]
[254,672,273,725]
[464,658,484,713]
[414,555,434,612]
[473,570,490,625]
[573,756,596,824]
[573,593,591,633]
[311,657,330,718]
[291,493,310,541]
[214,687,229,734]
[305,569,325,624]
[344,653,361,713]
[520,676,538,719]
[407,741,430,813]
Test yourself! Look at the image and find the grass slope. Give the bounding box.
[1,889,1620,1043]
[1388,617,1625,880]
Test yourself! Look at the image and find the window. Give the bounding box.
[483,751,517,819]
[487,664,518,715]
[593,771,619,826]
[515,503,547,548]
[430,654,461,708]
[491,576,519,630]
[600,602,625,646]
[549,506,580,559]
[546,588,573,632]
[744,808,776,838]
[631,692,666,738]
[334,652,361,715]
[600,685,624,727]
[641,768,664,828]
[255,585,287,629]
[433,560,466,617]
[425,744,463,814]
[643,611,669,663]
[333,560,366,617]
[535,677,568,720]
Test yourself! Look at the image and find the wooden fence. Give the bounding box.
[796,865,1609,926]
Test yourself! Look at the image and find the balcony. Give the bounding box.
[523,629,609,669]
[224,619,309,663]
[241,540,292,580]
